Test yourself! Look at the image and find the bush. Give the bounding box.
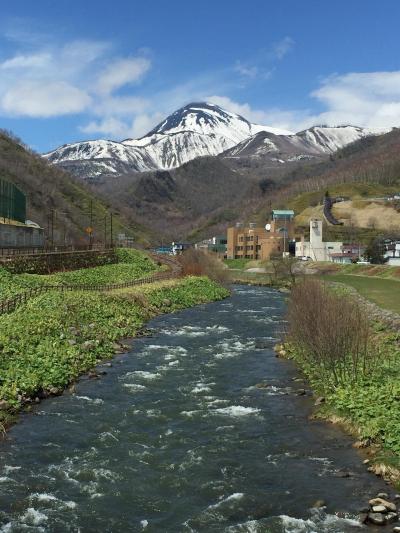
[178,249,229,285]
[287,279,371,390]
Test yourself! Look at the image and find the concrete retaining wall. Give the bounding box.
[0,223,44,248]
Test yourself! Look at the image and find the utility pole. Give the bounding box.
[89,200,93,248]
[51,209,55,248]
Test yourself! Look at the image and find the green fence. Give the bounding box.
[0,179,26,223]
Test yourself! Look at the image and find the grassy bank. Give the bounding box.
[324,274,400,314]
[284,279,400,487]
[0,248,160,300]
[0,275,229,429]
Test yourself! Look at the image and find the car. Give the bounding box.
[356,260,370,264]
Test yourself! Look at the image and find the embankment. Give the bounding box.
[0,249,229,429]
[280,278,400,488]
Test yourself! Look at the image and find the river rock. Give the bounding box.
[162,298,172,306]
[82,340,96,351]
[385,512,398,524]
[393,526,400,532]
[359,512,368,524]
[312,499,326,508]
[370,498,397,512]
[113,343,124,353]
[68,339,77,346]
[368,512,386,525]
[334,469,352,478]
[372,505,387,513]
[314,396,325,405]
[377,492,389,499]
[394,494,400,501]
[255,383,269,388]
[255,340,270,349]
[0,400,9,410]
[296,389,306,396]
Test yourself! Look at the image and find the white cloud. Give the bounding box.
[130,112,164,137]
[80,111,164,139]
[311,71,400,128]
[80,117,130,138]
[1,81,91,117]
[271,36,295,60]
[92,95,151,117]
[208,70,400,134]
[1,52,52,69]
[0,35,152,123]
[96,57,151,95]
[234,62,259,79]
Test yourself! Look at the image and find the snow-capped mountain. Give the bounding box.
[223,125,391,166]
[43,103,390,179]
[43,102,292,177]
[296,125,390,153]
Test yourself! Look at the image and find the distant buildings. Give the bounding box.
[171,242,192,255]
[195,236,227,257]
[384,240,400,265]
[295,219,342,261]
[330,243,366,264]
[226,210,295,260]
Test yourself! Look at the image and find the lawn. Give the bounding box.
[326,273,400,314]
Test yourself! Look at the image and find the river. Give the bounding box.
[0,285,393,532]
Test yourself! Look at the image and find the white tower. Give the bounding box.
[309,219,324,261]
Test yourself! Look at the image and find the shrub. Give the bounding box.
[286,279,371,390]
[178,249,229,285]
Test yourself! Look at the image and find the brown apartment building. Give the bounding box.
[227,210,295,260]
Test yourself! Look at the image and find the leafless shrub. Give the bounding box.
[179,249,228,285]
[286,279,371,390]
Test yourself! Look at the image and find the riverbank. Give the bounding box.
[0,284,393,531]
[280,279,400,491]
[0,275,229,430]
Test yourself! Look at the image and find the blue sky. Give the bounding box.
[1,0,400,151]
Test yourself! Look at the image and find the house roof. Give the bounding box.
[272,209,295,217]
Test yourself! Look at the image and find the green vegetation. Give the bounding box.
[0,248,159,300]
[0,276,229,427]
[224,258,249,269]
[324,273,400,314]
[286,279,400,483]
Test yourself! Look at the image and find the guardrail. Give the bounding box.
[0,254,182,315]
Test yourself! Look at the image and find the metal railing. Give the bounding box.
[0,244,115,258]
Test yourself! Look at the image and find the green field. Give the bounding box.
[326,273,400,314]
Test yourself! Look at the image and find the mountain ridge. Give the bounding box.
[43,102,392,181]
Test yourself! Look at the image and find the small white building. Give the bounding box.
[295,219,342,261]
[385,242,400,265]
